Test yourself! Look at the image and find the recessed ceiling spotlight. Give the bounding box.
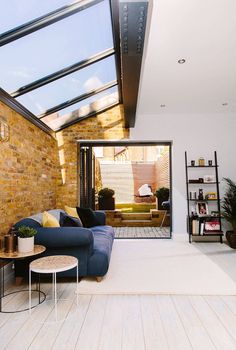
[160,104,166,107]
[222,102,228,106]
[178,59,186,64]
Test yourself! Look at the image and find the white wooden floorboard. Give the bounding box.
[51,295,92,350]
[27,282,75,350]
[75,295,108,350]
[98,295,124,350]
[0,284,44,349]
[0,283,29,328]
[190,296,236,350]
[1,292,236,350]
[121,295,145,350]
[221,295,236,316]
[140,295,168,350]
[172,295,216,350]
[205,296,236,344]
[156,295,192,350]
[5,283,55,350]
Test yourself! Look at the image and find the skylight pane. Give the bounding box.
[0,0,76,34]
[41,86,119,130]
[0,0,113,92]
[16,55,116,115]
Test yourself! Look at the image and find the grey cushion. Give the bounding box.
[28,209,66,225]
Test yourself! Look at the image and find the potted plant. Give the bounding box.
[221,178,236,248]
[17,226,37,253]
[155,187,170,209]
[98,187,115,210]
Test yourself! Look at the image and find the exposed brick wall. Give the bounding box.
[0,103,128,234]
[55,105,129,209]
[0,102,59,235]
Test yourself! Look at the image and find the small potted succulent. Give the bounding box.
[222,178,236,248]
[98,187,115,210]
[155,187,170,209]
[17,225,37,253]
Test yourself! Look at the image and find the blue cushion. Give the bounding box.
[59,212,82,227]
[76,207,101,228]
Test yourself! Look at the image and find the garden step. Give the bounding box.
[121,213,151,220]
[120,220,156,227]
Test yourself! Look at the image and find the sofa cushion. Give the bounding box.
[76,207,101,228]
[60,212,83,227]
[27,209,65,226]
[42,211,60,227]
[64,205,80,219]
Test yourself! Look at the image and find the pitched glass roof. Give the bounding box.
[0,0,76,33]
[0,0,120,132]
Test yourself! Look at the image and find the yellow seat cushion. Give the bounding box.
[64,205,79,218]
[42,211,60,227]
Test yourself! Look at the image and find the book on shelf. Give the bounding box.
[191,219,199,235]
[200,222,204,235]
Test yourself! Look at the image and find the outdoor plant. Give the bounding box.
[98,188,115,198]
[155,187,169,200]
[17,225,37,238]
[221,178,236,232]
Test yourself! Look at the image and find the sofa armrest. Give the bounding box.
[94,211,106,225]
[34,227,94,249]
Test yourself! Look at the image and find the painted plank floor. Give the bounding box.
[1,282,236,350]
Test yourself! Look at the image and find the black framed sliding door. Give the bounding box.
[79,146,95,209]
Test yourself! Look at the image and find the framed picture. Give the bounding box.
[203,175,215,183]
[196,201,208,216]
[204,220,220,232]
[205,192,217,200]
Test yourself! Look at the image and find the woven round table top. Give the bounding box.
[30,255,78,274]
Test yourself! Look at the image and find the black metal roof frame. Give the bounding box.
[0,0,122,133]
[38,80,118,118]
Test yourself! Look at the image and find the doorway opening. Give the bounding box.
[78,141,172,239]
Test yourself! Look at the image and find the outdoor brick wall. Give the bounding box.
[132,162,156,203]
[55,105,129,209]
[0,102,59,235]
[155,147,170,189]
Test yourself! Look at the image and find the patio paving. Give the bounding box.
[114,226,170,238]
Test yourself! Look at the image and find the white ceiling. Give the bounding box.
[137,0,236,115]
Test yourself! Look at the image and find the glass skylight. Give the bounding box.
[0,0,113,92]
[16,55,116,115]
[41,86,119,130]
[0,0,78,34]
[0,0,119,131]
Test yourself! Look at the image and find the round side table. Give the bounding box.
[29,255,79,320]
[0,245,46,313]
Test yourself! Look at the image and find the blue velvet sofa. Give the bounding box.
[14,209,115,281]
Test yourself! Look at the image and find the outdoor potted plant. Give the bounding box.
[98,187,115,210]
[221,178,236,248]
[17,225,37,253]
[155,187,170,209]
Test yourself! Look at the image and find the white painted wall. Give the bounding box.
[130,113,236,233]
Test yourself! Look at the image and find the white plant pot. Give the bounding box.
[17,236,34,253]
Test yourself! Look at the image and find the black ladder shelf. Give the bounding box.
[185,151,223,243]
